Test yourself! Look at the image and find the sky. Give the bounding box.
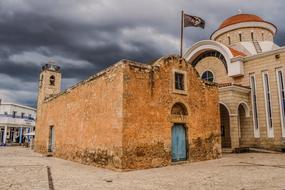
[0,0,284,107]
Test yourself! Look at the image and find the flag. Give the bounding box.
[184,14,205,29]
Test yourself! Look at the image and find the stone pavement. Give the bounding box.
[0,147,285,190]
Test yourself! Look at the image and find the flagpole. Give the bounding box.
[180,10,184,57]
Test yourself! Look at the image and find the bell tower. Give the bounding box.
[37,60,61,111]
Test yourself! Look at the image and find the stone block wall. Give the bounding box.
[35,56,222,170]
[35,63,125,169]
[240,52,285,150]
[121,56,221,169]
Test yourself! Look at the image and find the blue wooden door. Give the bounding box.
[172,124,187,161]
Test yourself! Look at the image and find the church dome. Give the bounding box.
[211,13,277,43]
[219,14,264,29]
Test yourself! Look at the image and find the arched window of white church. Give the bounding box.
[251,31,254,41]
[262,71,274,137]
[201,71,214,82]
[276,69,285,137]
[50,75,55,86]
[239,33,242,42]
[250,74,259,137]
[191,50,228,73]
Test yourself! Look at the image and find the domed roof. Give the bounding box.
[219,14,264,29]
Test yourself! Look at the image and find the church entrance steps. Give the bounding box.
[44,152,54,157]
[222,148,233,154]
[248,148,280,154]
[171,161,188,165]
[223,147,281,154]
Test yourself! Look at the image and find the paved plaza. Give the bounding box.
[0,147,285,190]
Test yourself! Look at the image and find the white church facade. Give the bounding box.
[184,13,285,151]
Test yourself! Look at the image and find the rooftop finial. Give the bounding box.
[238,9,242,14]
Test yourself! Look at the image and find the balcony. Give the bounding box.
[0,114,35,127]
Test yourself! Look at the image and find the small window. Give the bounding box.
[12,111,16,118]
[251,32,254,41]
[175,72,185,91]
[28,114,32,120]
[50,75,55,86]
[262,32,264,41]
[21,113,25,118]
[228,36,231,45]
[239,33,242,42]
[201,71,214,82]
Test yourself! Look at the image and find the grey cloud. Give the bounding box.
[0,0,284,107]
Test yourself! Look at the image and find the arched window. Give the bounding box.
[49,75,55,86]
[201,71,214,82]
[171,103,188,115]
[228,36,231,45]
[239,33,242,42]
[251,32,254,41]
[191,50,227,72]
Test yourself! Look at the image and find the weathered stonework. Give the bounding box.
[35,56,221,170]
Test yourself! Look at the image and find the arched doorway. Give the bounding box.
[171,102,188,161]
[237,103,250,146]
[220,104,231,148]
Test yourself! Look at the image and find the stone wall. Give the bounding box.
[121,56,221,169]
[35,63,125,169]
[35,56,222,170]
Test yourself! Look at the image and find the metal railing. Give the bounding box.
[0,115,35,126]
[0,114,35,121]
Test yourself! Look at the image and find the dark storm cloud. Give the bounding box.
[0,0,284,106]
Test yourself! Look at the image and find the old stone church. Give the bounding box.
[35,57,221,170]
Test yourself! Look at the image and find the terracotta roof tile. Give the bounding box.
[229,47,246,57]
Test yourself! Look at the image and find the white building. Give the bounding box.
[0,99,36,145]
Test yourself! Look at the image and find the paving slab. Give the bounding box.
[0,147,285,190]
